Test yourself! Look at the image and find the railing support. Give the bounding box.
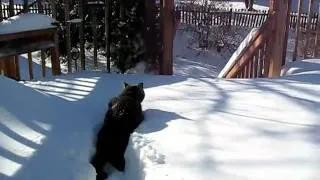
[268,0,291,77]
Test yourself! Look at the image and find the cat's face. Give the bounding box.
[122,82,145,103]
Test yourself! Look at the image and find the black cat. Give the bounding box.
[90,82,145,180]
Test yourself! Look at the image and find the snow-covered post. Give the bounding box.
[268,0,291,77]
[293,0,303,61]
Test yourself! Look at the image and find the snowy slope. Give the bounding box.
[1,59,320,180]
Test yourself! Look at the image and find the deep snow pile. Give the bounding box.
[1,59,320,180]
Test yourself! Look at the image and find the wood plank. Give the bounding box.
[0,40,54,58]
[0,28,56,42]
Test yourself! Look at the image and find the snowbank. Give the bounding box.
[281,59,320,76]
[0,13,57,34]
[0,58,319,180]
[218,28,258,78]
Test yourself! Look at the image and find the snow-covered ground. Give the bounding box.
[1,58,320,180]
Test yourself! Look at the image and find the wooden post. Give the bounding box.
[304,0,314,58]
[23,0,28,13]
[37,0,44,14]
[293,0,303,61]
[79,0,85,70]
[64,0,72,73]
[14,56,20,80]
[0,0,3,21]
[92,8,98,68]
[49,0,56,18]
[41,50,46,77]
[51,32,61,76]
[268,0,291,78]
[28,52,34,80]
[160,0,174,75]
[282,0,292,65]
[9,0,14,17]
[105,0,111,73]
[314,6,320,57]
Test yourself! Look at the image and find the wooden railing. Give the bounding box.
[221,14,274,78]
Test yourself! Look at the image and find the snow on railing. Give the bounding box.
[219,14,274,78]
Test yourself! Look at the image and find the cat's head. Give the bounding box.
[121,82,145,103]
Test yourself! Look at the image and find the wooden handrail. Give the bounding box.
[222,13,275,78]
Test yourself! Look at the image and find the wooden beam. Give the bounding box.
[304,0,314,58]
[268,0,291,78]
[160,0,174,75]
[293,0,303,61]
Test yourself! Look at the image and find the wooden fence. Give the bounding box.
[176,5,319,29]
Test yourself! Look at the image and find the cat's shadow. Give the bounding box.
[136,109,192,134]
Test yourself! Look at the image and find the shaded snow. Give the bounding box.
[0,13,56,34]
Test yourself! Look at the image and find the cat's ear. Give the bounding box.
[124,82,129,88]
[138,82,143,89]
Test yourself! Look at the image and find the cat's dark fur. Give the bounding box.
[90,82,145,180]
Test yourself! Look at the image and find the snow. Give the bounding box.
[173,24,251,77]
[1,57,320,179]
[0,13,56,35]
